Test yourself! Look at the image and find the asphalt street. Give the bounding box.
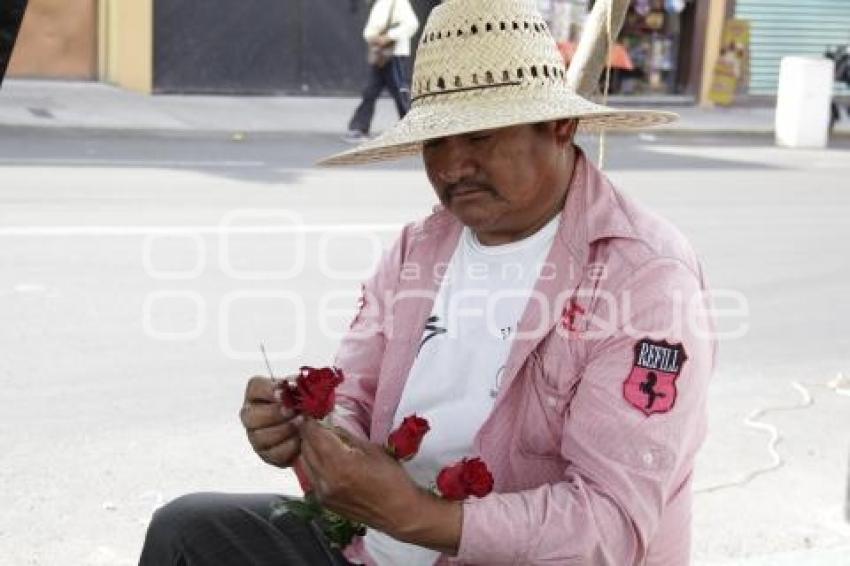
[1,128,849,565]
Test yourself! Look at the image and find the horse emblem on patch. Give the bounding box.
[623,338,687,416]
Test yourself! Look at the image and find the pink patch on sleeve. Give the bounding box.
[623,338,688,416]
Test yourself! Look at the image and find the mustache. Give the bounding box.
[444,180,497,201]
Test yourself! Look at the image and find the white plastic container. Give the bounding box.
[775,56,835,148]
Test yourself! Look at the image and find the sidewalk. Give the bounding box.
[1,79,849,137]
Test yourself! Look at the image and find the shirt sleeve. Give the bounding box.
[363,0,385,41]
[363,0,419,42]
[456,258,716,565]
[332,224,411,441]
[385,0,419,43]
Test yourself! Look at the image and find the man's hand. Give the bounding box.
[240,375,301,468]
[299,419,462,554]
[370,34,394,48]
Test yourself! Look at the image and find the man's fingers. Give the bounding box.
[239,401,294,431]
[301,419,361,466]
[300,424,339,484]
[299,439,329,495]
[300,429,321,462]
[258,437,301,467]
[331,426,372,452]
[248,421,299,451]
[244,374,299,404]
[244,375,277,403]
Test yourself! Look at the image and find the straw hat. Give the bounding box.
[319,0,677,166]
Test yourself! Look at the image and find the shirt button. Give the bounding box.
[643,452,654,466]
[546,396,558,408]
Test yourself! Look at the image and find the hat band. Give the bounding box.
[410,81,522,104]
[413,63,567,102]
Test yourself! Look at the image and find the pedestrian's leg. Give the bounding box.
[348,64,386,134]
[139,492,350,566]
[386,57,411,118]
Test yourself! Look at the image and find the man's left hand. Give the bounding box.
[298,418,424,537]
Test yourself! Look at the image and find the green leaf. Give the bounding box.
[315,509,367,549]
[272,495,366,550]
[270,497,321,522]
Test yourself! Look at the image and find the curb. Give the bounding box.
[1,122,849,140]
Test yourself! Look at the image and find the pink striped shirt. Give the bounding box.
[333,151,716,565]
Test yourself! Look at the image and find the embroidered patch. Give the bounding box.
[349,284,368,329]
[623,338,688,416]
[561,299,586,334]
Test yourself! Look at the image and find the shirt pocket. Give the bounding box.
[516,351,574,460]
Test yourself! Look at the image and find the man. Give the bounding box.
[140,0,714,564]
[345,0,419,142]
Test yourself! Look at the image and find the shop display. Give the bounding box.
[546,0,695,96]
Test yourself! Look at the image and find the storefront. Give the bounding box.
[538,0,708,97]
[150,0,439,95]
[7,0,440,95]
[8,0,724,100]
[735,0,850,95]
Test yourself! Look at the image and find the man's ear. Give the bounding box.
[553,119,578,145]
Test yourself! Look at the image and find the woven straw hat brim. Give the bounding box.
[319,0,677,167]
[319,90,677,166]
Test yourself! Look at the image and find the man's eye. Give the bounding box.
[469,133,490,142]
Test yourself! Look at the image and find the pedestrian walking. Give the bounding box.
[345,0,419,142]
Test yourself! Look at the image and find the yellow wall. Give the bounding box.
[699,0,728,106]
[99,0,153,93]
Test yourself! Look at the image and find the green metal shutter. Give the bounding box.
[735,0,850,95]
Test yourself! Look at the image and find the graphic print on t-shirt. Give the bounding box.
[417,314,447,354]
[490,364,507,398]
[366,216,562,566]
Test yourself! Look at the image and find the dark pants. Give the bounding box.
[139,492,352,566]
[348,56,410,134]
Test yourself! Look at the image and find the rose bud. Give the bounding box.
[436,457,494,501]
[387,414,430,461]
[436,460,468,501]
[279,366,344,419]
[462,457,494,498]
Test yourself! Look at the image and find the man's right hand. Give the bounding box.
[370,34,394,48]
[240,376,301,468]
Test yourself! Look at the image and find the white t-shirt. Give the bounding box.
[364,214,560,565]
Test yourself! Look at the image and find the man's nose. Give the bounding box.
[434,139,476,184]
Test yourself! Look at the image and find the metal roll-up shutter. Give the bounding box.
[736,0,850,95]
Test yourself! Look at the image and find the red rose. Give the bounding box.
[386,414,430,461]
[435,461,467,500]
[279,366,344,419]
[436,457,494,501]
[462,458,495,497]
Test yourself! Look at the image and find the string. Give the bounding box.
[598,0,614,170]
